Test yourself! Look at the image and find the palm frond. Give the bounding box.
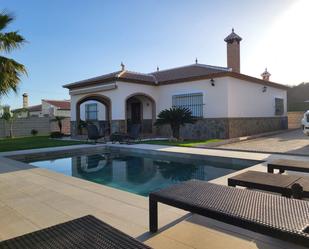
[0,31,25,52]
[0,56,27,96]
[0,11,14,31]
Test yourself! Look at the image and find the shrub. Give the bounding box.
[155,106,196,139]
[31,129,38,136]
[50,131,64,138]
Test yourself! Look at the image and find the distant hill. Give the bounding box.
[288,82,309,111]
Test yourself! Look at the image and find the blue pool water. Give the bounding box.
[28,151,260,196]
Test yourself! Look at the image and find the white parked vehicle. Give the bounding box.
[301,110,309,135]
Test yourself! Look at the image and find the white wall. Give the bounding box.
[227,77,287,117]
[70,77,287,121]
[158,78,229,118]
[41,100,71,118]
[79,100,106,121]
[70,81,158,121]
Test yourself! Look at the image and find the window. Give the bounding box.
[85,103,98,120]
[275,98,284,115]
[172,93,203,117]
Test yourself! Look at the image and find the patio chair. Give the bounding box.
[0,215,151,249]
[268,159,309,174]
[110,124,141,144]
[149,180,309,247]
[228,170,309,199]
[127,123,141,143]
[87,124,105,143]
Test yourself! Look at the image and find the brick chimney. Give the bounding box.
[22,93,28,108]
[261,68,271,81]
[224,28,242,73]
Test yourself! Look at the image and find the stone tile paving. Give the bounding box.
[217,129,309,155]
[0,144,308,248]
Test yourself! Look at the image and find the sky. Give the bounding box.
[0,0,308,109]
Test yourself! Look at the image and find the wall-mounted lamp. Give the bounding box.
[262,86,267,92]
[210,78,215,86]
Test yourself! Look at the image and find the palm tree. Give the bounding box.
[0,11,27,96]
[51,116,66,134]
[1,105,22,138]
[155,106,196,139]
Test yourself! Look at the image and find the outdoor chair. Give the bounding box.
[149,179,309,247]
[268,159,309,174]
[87,124,105,143]
[0,215,151,249]
[110,124,141,144]
[228,170,309,199]
[127,123,141,143]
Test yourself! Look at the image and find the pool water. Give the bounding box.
[28,151,260,196]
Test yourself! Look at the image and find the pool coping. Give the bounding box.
[2,142,309,164]
[0,143,308,249]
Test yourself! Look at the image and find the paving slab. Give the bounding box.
[217,129,309,155]
[0,143,307,248]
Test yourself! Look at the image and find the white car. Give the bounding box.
[301,110,309,135]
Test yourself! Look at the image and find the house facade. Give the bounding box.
[14,94,71,118]
[64,30,289,139]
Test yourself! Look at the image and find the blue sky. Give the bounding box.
[1,0,304,108]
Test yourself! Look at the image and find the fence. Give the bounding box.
[0,117,71,138]
[287,111,303,129]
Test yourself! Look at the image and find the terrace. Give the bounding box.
[0,142,307,249]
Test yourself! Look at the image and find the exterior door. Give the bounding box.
[131,102,141,124]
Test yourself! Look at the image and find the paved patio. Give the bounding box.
[217,129,309,155]
[0,144,308,249]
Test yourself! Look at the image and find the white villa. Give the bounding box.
[64,30,289,139]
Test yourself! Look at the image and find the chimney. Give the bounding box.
[261,68,271,81]
[22,93,28,108]
[224,28,242,73]
[120,62,125,71]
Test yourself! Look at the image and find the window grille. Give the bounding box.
[172,93,203,117]
[275,98,284,115]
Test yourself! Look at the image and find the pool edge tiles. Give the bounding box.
[26,150,261,197]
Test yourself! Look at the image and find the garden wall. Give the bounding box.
[287,111,303,129]
[0,117,71,138]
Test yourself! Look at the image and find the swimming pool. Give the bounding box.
[27,151,260,196]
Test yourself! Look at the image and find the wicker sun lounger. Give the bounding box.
[149,180,309,247]
[228,170,309,198]
[0,215,151,249]
[268,159,309,174]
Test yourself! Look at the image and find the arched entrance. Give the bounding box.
[125,93,156,135]
[76,95,111,136]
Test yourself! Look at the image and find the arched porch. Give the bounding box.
[125,93,156,135]
[74,94,112,136]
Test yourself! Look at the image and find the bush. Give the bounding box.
[50,131,64,138]
[31,129,38,136]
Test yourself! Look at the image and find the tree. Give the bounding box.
[51,116,66,134]
[0,11,27,96]
[1,105,21,138]
[155,106,196,139]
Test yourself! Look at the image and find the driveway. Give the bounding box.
[217,129,309,155]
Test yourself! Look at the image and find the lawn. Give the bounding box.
[0,136,85,152]
[140,139,222,147]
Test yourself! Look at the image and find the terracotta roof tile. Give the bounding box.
[150,64,229,83]
[63,63,289,90]
[43,100,71,110]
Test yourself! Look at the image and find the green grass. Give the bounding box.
[140,139,222,147]
[0,136,85,152]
